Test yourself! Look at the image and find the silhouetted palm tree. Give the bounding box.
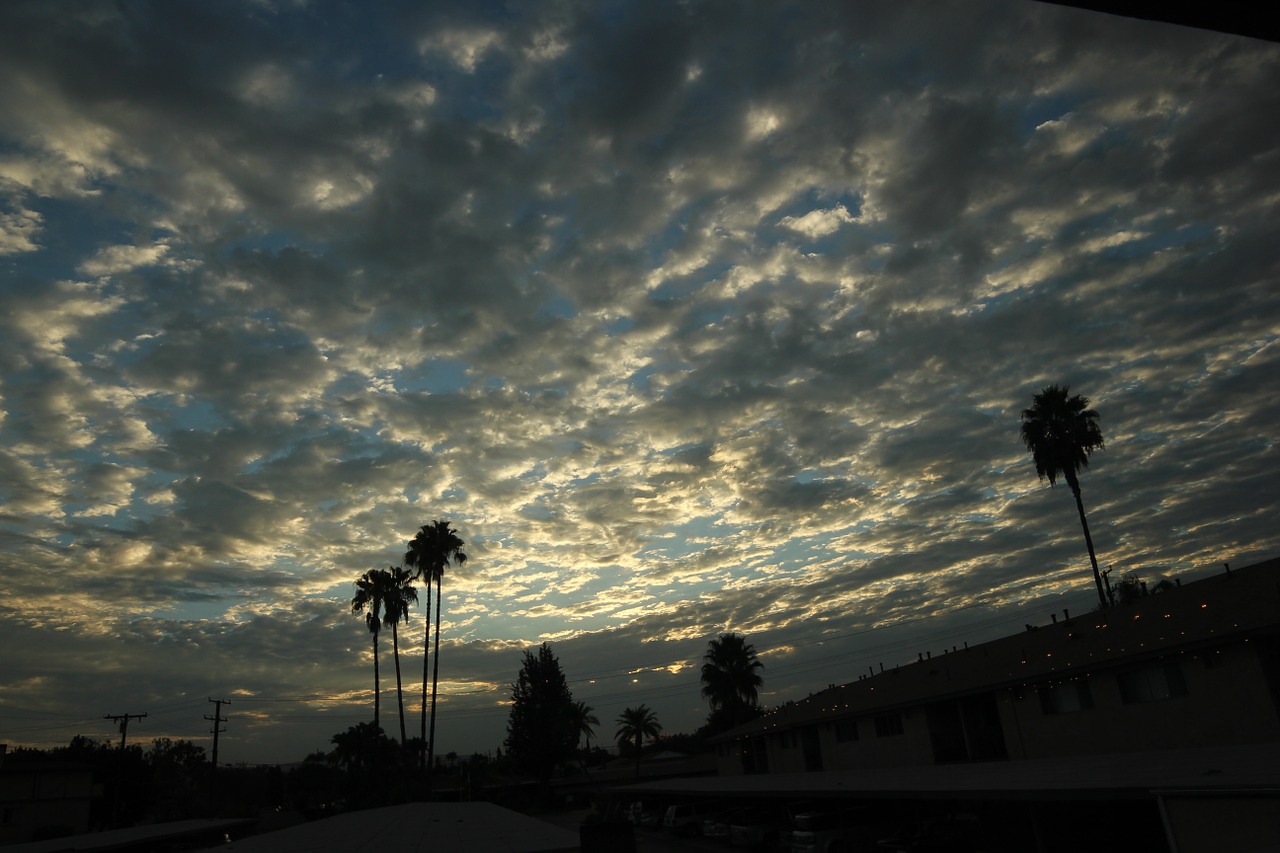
[1021,384,1107,608]
[403,520,467,773]
[700,633,764,730]
[570,700,599,750]
[351,569,390,730]
[616,705,662,778]
[384,565,418,744]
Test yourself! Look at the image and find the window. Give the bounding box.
[1117,662,1188,704]
[1038,680,1094,714]
[779,729,798,749]
[874,712,904,737]
[835,719,859,743]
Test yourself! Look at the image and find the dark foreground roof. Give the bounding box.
[212,802,578,853]
[7,818,254,853]
[618,743,1280,802]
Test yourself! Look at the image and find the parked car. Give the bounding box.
[730,809,789,849]
[706,807,755,840]
[790,808,887,853]
[625,801,659,827]
[664,802,715,835]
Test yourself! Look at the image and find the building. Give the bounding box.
[714,558,1280,777]
[618,559,1280,851]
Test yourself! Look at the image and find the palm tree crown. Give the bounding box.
[1020,384,1104,491]
[1020,384,1108,607]
[615,704,662,753]
[700,632,764,729]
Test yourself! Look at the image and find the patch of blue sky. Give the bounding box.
[5,196,127,283]
[518,501,557,523]
[395,358,472,395]
[293,7,422,84]
[605,315,636,335]
[154,601,238,624]
[325,370,389,399]
[627,363,659,394]
[636,516,731,564]
[537,294,577,320]
[147,396,231,434]
[774,186,864,223]
[766,534,834,574]
[220,228,330,260]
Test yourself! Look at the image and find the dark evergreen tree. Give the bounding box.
[504,642,578,780]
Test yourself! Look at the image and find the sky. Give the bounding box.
[1,0,1278,766]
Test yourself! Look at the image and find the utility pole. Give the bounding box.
[205,698,229,815]
[103,712,147,750]
[103,712,146,827]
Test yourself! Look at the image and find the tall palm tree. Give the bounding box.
[351,569,389,730]
[1020,384,1107,608]
[615,705,662,778]
[403,520,467,773]
[700,633,764,730]
[383,565,418,744]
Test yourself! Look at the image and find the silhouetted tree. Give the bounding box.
[383,565,418,744]
[1114,571,1175,605]
[570,700,599,750]
[328,722,401,807]
[144,738,207,820]
[351,568,391,729]
[700,633,764,733]
[1021,384,1108,608]
[404,520,467,772]
[504,642,578,781]
[616,705,662,779]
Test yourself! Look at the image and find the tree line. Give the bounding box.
[502,631,765,783]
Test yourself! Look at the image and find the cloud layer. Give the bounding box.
[1,0,1278,762]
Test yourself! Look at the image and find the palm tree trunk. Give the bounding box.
[1068,477,1108,609]
[372,633,380,730]
[428,574,443,779]
[419,577,433,765]
[392,621,406,744]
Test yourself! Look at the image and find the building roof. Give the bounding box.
[719,558,1280,741]
[620,742,1280,801]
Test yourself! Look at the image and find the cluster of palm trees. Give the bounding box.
[350,520,466,771]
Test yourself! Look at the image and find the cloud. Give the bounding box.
[0,0,1276,762]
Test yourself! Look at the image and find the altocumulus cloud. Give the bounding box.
[0,0,1278,762]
